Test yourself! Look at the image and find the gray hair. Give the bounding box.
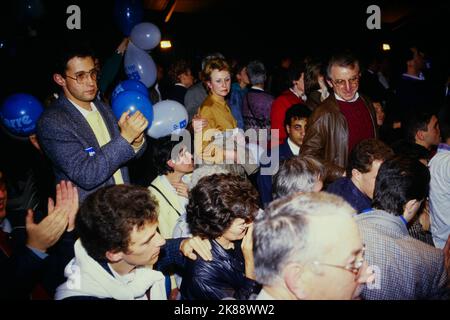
[253,192,355,286]
[326,51,360,79]
[188,164,230,190]
[273,156,324,199]
[201,52,225,71]
[247,60,267,85]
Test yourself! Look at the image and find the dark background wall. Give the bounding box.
[0,0,448,101]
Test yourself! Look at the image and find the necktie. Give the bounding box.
[85,110,124,184]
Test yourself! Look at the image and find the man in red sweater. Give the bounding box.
[301,52,378,183]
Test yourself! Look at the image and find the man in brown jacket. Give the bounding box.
[301,52,378,183]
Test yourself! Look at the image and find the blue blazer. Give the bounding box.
[37,94,147,202]
[257,141,294,207]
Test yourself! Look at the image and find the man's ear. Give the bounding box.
[284,263,307,300]
[403,199,422,222]
[28,134,41,152]
[53,73,66,87]
[326,79,334,89]
[351,168,362,181]
[105,250,123,263]
[167,159,176,169]
[285,124,291,136]
[415,130,425,142]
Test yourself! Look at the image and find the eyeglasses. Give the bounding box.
[331,76,360,88]
[65,69,99,84]
[313,244,366,275]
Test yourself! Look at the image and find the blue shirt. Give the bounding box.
[327,177,372,213]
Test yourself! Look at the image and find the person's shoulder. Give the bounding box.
[273,90,291,103]
[258,90,274,101]
[37,99,70,127]
[326,177,350,191]
[199,97,215,112]
[188,82,205,93]
[148,176,163,191]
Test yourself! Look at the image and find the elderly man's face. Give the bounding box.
[300,212,367,300]
[328,64,360,101]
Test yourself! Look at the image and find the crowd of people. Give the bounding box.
[1,39,450,300]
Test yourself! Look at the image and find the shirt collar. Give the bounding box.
[289,88,307,102]
[287,138,300,155]
[402,72,425,81]
[210,93,227,105]
[437,143,450,152]
[0,218,12,234]
[334,92,360,103]
[251,86,264,91]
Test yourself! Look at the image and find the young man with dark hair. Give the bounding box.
[301,51,378,183]
[257,104,312,207]
[395,45,440,118]
[406,112,441,152]
[327,139,394,213]
[37,42,149,203]
[356,156,450,300]
[55,184,212,300]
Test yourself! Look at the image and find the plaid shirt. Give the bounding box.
[356,210,449,300]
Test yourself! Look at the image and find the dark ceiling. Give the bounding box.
[0,0,448,100]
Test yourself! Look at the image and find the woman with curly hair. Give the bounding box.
[180,174,261,300]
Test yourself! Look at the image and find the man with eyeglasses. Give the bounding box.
[301,52,378,184]
[253,192,369,300]
[37,42,148,203]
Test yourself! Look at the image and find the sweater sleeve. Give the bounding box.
[154,238,186,272]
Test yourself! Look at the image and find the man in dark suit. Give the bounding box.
[257,104,311,207]
[37,43,148,203]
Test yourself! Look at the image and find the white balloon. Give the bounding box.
[147,100,188,138]
[124,41,157,88]
[130,22,161,50]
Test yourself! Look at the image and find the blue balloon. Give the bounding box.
[113,0,144,36]
[130,22,161,50]
[111,79,149,101]
[0,93,44,137]
[124,41,157,88]
[111,90,153,129]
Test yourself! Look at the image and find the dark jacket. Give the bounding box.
[326,177,372,213]
[0,229,76,300]
[300,94,378,182]
[180,239,260,300]
[257,141,295,207]
[166,84,188,106]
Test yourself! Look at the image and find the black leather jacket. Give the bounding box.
[180,239,261,300]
